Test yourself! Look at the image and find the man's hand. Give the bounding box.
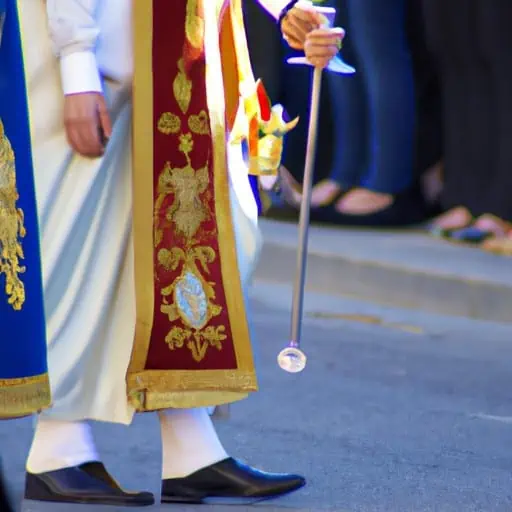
[281,1,323,50]
[63,92,112,158]
[304,27,344,69]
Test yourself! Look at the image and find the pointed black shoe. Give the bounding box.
[24,461,154,507]
[161,457,306,504]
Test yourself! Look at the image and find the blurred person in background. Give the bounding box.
[279,0,421,227]
[423,1,512,245]
[19,0,342,507]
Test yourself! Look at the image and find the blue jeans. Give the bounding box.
[328,0,415,193]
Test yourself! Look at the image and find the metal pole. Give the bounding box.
[290,66,323,345]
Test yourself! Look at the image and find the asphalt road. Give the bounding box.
[4,280,512,511]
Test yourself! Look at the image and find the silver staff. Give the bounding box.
[277,65,322,374]
[277,6,355,373]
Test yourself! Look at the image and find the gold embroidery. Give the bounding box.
[158,112,181,135]
[185,0,204,50]
[0,120,26,311]
[158,246,221,324]
[173,58,193,114]
[156,134,209,240]
[127,369,255,407]
[0,372,51,418]
[155,128,224,362]
[165,325,226,362]
[188,110,210,135]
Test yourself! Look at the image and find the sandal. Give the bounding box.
[449,214,512,244]
[427,206,473,237]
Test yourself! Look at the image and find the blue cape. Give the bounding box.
[0,0,50,416]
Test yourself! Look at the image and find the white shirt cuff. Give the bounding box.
[60,51,102,95]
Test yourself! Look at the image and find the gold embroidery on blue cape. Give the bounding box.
[0,119,26,310]
[0,373,51,419]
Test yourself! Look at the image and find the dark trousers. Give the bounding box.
[328,0,415,193]
[422,0,512,220]
[406,0,442,178]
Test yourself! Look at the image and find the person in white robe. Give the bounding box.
[18,0,343,506]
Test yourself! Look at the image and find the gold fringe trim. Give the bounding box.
[0,373,51,419]
[130,389,247,412]
[127,368,255,411]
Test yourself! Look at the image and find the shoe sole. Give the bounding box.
[161,482,306,505]
[25,473,155,507]
[25,497,155,507]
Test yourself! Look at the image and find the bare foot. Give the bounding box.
[430,206,472,231]
[473,214,511,237]
[336,188,393,215]
[311,180,342,207]
[482,231,512,255]
[279,167,342,209]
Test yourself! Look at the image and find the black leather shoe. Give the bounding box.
[161,457,306,504]
[24,461,154,507]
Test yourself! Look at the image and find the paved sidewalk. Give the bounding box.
[256,220,512,323]
[7,282,512,511]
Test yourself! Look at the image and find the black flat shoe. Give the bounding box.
[24,461,154,507]
[161,457,306,505]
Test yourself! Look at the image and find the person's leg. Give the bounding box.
[422,0,485,231]
[475,0,512,223]
[322,0,368,193]
[159,408,228,480]
[158,409,305,505]
[26,419,99,474]
[452,0,496,220]
[450,0,512,243]
[159,137,306,504]
[24,417,155,507]
[331,0,419,221]
[407,0,443,210]
[348,0,415,194]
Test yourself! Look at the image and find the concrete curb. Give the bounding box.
[255,221,512,324]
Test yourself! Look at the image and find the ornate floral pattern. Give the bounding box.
[0,120,26,310]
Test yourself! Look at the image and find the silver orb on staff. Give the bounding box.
[278,6,355,374]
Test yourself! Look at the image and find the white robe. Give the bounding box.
[19,0,262,425]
